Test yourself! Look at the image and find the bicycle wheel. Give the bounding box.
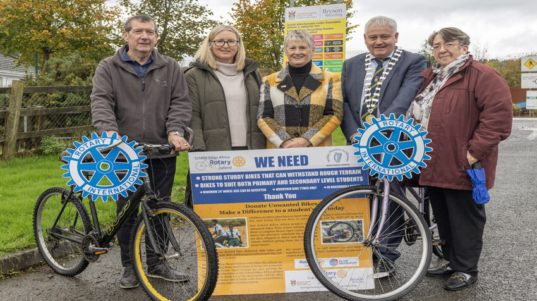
[423,197,443,259]
[33,187,92,276]
[130,202,218,301]
[304,185,431,301]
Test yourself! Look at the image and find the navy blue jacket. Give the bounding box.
[340,50,426,143]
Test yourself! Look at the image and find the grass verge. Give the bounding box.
[0,127,346,256]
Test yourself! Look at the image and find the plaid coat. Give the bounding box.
[257,64,343,148]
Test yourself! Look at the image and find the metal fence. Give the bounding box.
[0,81,94,159]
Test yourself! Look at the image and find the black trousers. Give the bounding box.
[372,178,405,262]
[427,187,486,276]
[116,157,176,267]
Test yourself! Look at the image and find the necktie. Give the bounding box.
[361,58,384,124]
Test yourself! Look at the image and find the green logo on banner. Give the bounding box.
[325,60,343,66]
[325,67,343,73]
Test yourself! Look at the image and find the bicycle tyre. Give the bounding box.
[33,187,92,276]
[130,202,218,301]
[423,197,443,259]
[304,185,431,301]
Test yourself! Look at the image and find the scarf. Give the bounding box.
[406,53,470,132]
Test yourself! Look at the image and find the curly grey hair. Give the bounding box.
[284,29,315,51]
[364,16,397,34]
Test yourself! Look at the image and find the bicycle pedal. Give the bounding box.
[432,239,445,246]
[88,247,108,255]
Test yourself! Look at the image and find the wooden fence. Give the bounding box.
[0,81,94,159]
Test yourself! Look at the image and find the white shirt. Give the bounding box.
[214,224,227,237]
[226,228,241,238]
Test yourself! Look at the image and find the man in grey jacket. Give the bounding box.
[91,15,191,289]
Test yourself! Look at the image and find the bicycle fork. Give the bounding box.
[366,177,391,246]
[141,201,183,261]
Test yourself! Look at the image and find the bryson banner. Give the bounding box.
[284,3,347,75]
[189,146,371,295]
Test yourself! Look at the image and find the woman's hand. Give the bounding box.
[467,151,478,166]
[282,138,312,148]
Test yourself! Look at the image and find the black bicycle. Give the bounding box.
[33,135,218,301]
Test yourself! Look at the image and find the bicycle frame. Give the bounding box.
[407,187,438,232]
[366,178,437,243]
[49,137,195,258]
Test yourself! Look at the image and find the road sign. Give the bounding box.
[527,91,537,109]
[521,73,537,89]
[521,56,537,72]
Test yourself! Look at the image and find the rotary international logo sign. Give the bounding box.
[232,156,246,167]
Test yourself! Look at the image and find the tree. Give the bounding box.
[418,39,435,67]
[26,52,97,87]
[472,41,489,63]
[119,0,219,61]
[231,0,358,72]
[484,52,537,87]
[0,0,121,67]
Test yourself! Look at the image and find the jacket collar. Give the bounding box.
[275,63,323,101]
[421,55,474,90]
[112,45,168,76]
[379,49,404,100]
[189,57,260,75]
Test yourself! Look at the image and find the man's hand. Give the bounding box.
[350,131,361,144]
[106,130,119,137]
[467,151,478,167]
[168,134,190,154]
[282,137,312,148]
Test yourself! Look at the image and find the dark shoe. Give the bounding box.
[374,259,396,279]
[147,263,189,282]
[120,266,140,289]
[444,272,478,291]
[426,263,455,277]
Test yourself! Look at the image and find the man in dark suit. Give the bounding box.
[341,16,427,278]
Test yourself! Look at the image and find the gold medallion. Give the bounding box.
[365,114,375,124]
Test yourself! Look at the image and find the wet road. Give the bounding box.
[1,119,536,301]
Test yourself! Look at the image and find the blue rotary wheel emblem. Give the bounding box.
[352,114,432,181]
[61,132,147,201]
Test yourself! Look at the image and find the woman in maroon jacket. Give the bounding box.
[406,27,512,291]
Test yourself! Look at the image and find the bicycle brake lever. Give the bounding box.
[100,139,124,152]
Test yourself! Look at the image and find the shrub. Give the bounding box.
[40,135,68,156]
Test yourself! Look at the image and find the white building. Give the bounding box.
[0,54,35,87]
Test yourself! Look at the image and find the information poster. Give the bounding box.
[284,4,347,75]
[189,146,371,295]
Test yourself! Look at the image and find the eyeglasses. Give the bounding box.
[211,40,239,47]
[432,42,459,52]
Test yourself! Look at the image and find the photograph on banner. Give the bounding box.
[284,4,347,75]
[204,217,249,249]
[189,146,371,295]
[320,219,365,244]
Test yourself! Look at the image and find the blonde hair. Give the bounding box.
[195,25,246,71]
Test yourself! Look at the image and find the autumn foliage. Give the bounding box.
[0,0,121,67]
[231,0,357,72]
[119,0,219,61]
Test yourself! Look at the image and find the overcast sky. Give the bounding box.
[197,0,537,59]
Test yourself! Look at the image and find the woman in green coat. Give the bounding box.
[184,24,265,207]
